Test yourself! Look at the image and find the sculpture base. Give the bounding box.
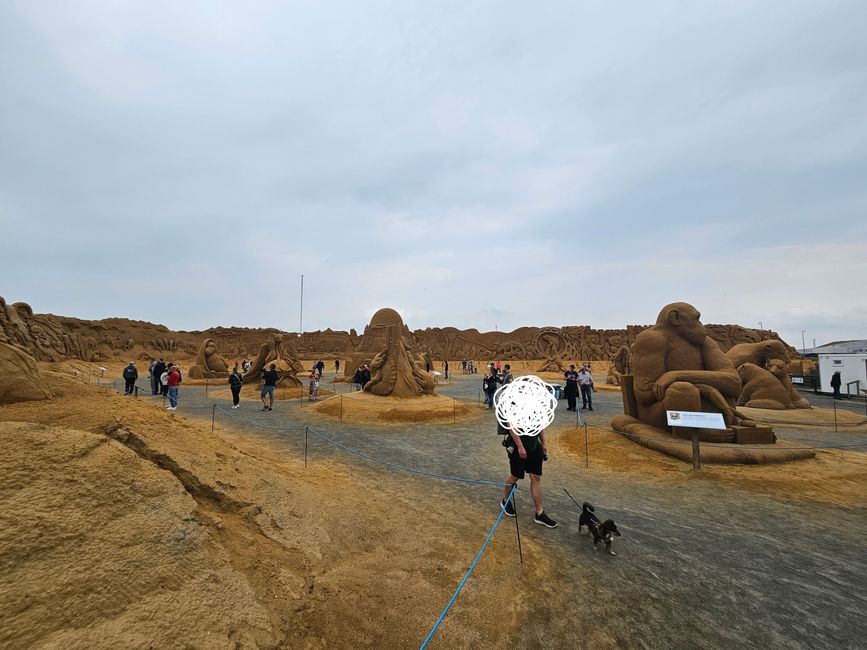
[739,406,867,429]
[610,415,814,465]
[311,392,476,425]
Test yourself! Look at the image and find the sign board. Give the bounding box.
[790,376,804,384]
[666,410,726,430]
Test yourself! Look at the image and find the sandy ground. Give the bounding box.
[3,366,866,648]
[0,374,542,649]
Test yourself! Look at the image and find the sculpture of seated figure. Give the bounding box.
[615,302,758,442]
[188,338,229,379]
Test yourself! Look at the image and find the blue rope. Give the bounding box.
[419,484,516,649]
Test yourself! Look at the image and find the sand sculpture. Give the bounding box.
[350,308,436,397]
[242,333,303,386]
[726,340,810,409]
[0,342,52,404]
[606,345,632,386]
[188,338,230,379]
[611,302,769,444]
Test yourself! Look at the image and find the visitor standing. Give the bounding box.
[831,371,842,399]
[148,359,157,395]
[261,363,279,411]
[578,364,595,410]
[308,372,319,401]
[360,364,371,390]
[228,366,243,409]
[501,363,513,385]
[166,364,180,410]
[123,362,138,395]
[444,360,449,380]
[335,359,340,374]
[500,419,557,528]
[563,365,579,411]
[484,366,499,408]
[353,366,363,391]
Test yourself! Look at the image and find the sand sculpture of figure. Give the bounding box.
[243,333,303,386]
[606,345,632,386]
[726,340,810,409]
[736,360,799,409]
[188,338,230,379]
[0,342,53,404]
[536,358,566,373]
[361,308,436,398]
[611,302,763,443]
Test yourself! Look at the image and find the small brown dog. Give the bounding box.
[578,502,621,556]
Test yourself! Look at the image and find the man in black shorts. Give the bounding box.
[500,422,557,528]
[261,363,279,411]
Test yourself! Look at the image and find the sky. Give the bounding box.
[1,1,865,349]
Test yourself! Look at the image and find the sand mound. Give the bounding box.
[0,343,52,404]
[740,405,867,429]
[312,392,477,424]
[0,421,273,648]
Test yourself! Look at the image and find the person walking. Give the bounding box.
[444,360,449,380]
[122,362,138,395]
[165,364,180,410]
[228,366,243,409]
[308,372,319,401]
[578,364,595,410]
[563,364,579,411]
[500,419,557,528]
[261,363,278,411]
[831,371,842,399]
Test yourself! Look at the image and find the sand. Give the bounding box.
[0,373,535,648]
[311,391,479,425]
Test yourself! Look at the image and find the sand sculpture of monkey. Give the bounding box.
[736,360,798,409]
[726,340,810,409]
[188,338,230,379]
[612,302,759,443]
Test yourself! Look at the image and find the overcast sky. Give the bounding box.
[1,1,865,348]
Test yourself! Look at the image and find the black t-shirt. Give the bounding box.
[262,370,279,387]
[564,370,578,387]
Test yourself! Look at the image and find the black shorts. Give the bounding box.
[507,443,543,479]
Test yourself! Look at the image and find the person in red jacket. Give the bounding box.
[166,364,181,410]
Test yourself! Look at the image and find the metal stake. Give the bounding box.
[692,434,701,471]
[304,426,309,467]
[211,404,216,433]
[510,486,522,564]
[584,423,589,468]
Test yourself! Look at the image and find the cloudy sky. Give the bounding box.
[1,1,865,348]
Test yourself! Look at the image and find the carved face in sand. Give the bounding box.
[662,303,707,346]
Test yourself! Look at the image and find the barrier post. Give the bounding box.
[113,380,117,391]
[584,424,589,468]
[133,386,139,399]
[304,426,309,467]
[340,395,343,422]
[453,398,456,424]
[511,486,523,564]
[691,434,701,471]
[205,380,209,397]
[211,404,216,433]
[833,401,838,432]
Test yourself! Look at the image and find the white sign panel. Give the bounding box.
[790,376,804,384]
[666,410,726,430]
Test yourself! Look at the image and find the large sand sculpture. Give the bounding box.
[187,338,230,379]
[610,303,814,464]
[353,309,436,398]
[242,333,303,386]
[726,340,810,410]
[0,342,52,404]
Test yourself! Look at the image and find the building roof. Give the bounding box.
[807,339,867,355]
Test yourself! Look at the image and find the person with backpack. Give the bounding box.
[499,414,557,529]
[165,364,181,410]
[228,366,243,409]
[122,362,138,395]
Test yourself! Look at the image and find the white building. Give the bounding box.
[818,353,867,395]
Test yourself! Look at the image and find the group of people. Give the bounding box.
[141,358,182,410]
[352,365,372,391]
[461,360,477,374]
[483,362,514,407]
[563,363,595,411]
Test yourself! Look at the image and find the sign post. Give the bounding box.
[666,410,727,471]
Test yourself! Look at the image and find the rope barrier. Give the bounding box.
[419,484,516,650]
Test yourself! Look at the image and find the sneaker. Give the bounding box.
[534,511,558,528]
[501,498,516,517]
[588,407,594,411]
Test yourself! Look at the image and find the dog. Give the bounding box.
[578,502,621,556]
